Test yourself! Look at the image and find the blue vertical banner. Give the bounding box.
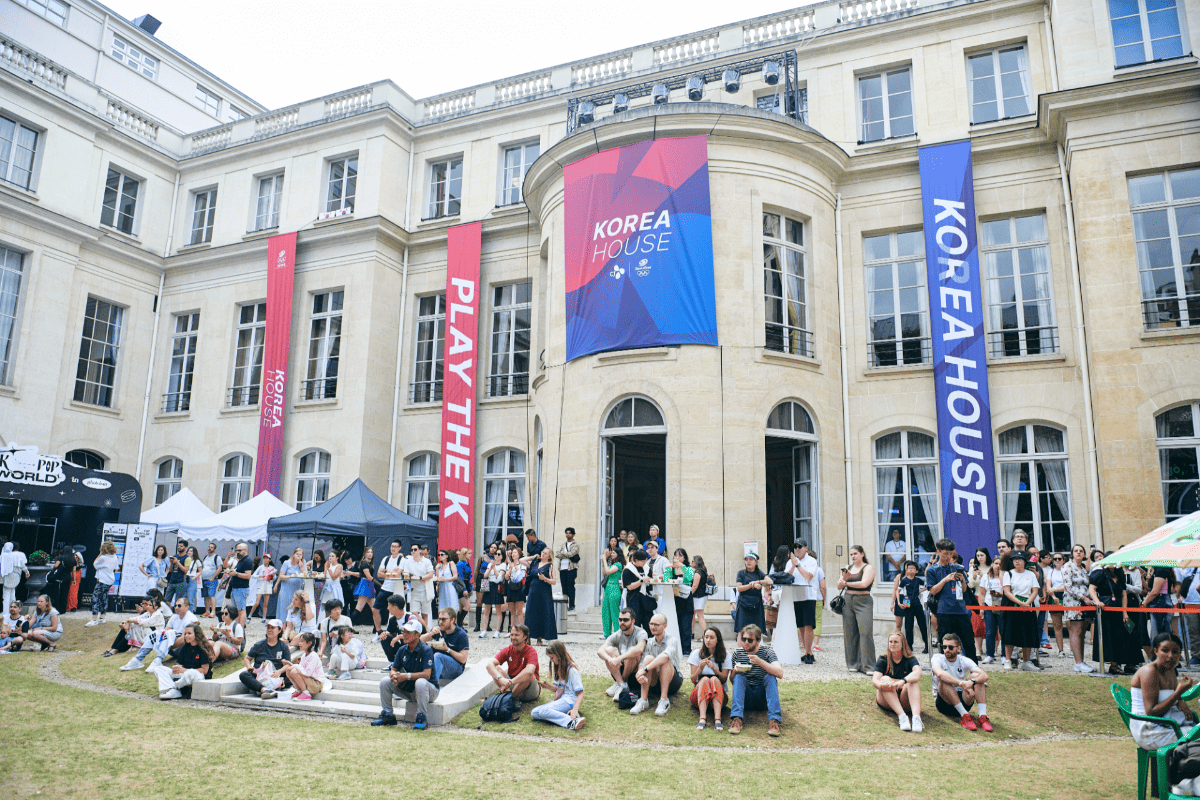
[918,141,1000,557]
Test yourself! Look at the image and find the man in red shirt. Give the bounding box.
[485,624,541,703]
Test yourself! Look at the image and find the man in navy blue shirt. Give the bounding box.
[524,529,546,601]
[422,606,470,685]
[925,539,977,661]
[374,618,437,730]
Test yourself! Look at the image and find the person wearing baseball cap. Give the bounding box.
[1001,550,1042,672]
[239,618,291,700]
[374,617,437,730]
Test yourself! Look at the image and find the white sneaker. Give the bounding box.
[1058,650,1068,658]
[145,657,163,673]
[159,688,182,700]
[120,658,143,671]
[630,698,649,715]
[492,631,500,638]
[605,682,624,697]
[1019,660,1039,672]
[372,633,380,643]
[655,697,671,717]
[1078,662,1096,673]
[479,631,488,639]
[85,620,99,628]
[98,618,107,624]
[339,671,352,681]
[910,715,924,733]
[1002,660,1013,670]
[898,714,912,732]
[981,655,994,664]
[1072,662,1086,673]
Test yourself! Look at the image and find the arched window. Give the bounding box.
[1157,403,1200,522]
[405,452,440,523]
[766,401,819,550]
[64,449,105,470]
[154,458,183,506]
[220,453,253,511]
[603,396,664,431]
[483,449,525,545]
[295,449,331,511]
[997,423,1073,552]
[767,401,814,436]
[874,430,939,581]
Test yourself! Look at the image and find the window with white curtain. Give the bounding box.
[405,452,440,523]
[489,282,531,397]
[428,158,462,218]
[220,453,253,511]
[1130,167,1200,330]
[295,449,331,510]
[982,213,1058,357]
[325,156,357,214]
[229,302,266,407]
[0,245,24,386]
[997,423,1073,553]
[411,294,445,403]
[154,458,182,506]
[865,230,928,367]
[302,290,342,400]
[1156,403,1200,522]
[190,188,217,245]
[499,142,539,206]
[483,449,525,546]
[967,45,1032,124]
[874,429,940,580]
[0,116,39,190]
[164,312,199,413]
[763,212,811,357]
[254,173,283,231]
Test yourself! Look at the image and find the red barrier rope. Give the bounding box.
[964,604,1186,613]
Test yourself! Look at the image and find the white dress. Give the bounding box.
[1131,686,1194,749]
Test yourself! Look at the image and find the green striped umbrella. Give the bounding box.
[1097,510,1200,568]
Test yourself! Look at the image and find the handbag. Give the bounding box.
[769,570,795,585]
[156,576,168,590]
[453,578,466,595]
[829,589,846,615]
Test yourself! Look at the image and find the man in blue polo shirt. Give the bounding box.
[374,618,437,730]
[925,539,977,661]
[421,606,470,685]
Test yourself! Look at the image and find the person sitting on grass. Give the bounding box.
[374,618,438,730]
[238,618,291,699]
[689,626,732,731]
[631,613,683,717]
[532,640,587,731]
[208,606,244,662]
[931,633,992,732]
[105,595,164,658]
[23,594,62,652]
[280,632,327,701]
[149,622,212,700]
[326,625,366,681]
[729,623,783,737]
[486,624,541,704]
[598,608,648,699]
[873,631,924,733]
[0,601,27,652]
[421,606,470,686]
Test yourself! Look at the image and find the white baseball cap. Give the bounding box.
[266,618,284,629]
[401,618,423,633]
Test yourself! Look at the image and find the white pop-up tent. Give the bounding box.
[139,487,218,533]
[177,491,297,542]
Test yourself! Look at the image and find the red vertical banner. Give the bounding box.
[253,232,297,498]
[438,222,482,552]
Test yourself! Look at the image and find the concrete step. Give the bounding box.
[223,692,395,718]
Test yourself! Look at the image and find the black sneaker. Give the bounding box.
[371,713,397,727]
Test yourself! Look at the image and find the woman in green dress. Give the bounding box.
[602,545,624,637]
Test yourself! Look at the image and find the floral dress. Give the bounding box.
[1062,561,1090,622]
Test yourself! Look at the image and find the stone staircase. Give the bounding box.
[569,603,843,640]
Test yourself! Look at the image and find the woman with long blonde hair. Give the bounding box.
[872,631,923,732]
[532,640,586,730]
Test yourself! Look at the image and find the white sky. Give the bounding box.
[100,0,794,108]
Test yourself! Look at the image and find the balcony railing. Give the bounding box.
[161,392,191,413]
[839,0,920,23]
[300,377,337,401]
[1143,294,1200,331]
[228,385,259,408]
[987,326,1060,359]
[487,373,529,398]
[868,337,931,368]
[410,381,443,405]
[105,97,159,141]
[0,33,68,90]
[765,325,814,359]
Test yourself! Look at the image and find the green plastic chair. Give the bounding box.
[1112,684,1200,800]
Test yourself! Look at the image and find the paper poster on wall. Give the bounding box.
[101,523,127,596]
[117,523,158,597]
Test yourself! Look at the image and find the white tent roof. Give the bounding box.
[177,491,297,542]
[139,487,217,534]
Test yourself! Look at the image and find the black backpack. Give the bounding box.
[617,689,640,710]
[479,691,519,723]
[1171,740,1200,783]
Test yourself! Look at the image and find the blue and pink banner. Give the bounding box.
[918,141,999,557]
[563,135,718,361]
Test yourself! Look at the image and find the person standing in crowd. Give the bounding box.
[622,550,654,634]
[978,553,1005,664]
[280,632,327,701]
[883,527,906,581]
[692,555,710,641]
[840,544,876,673]
[250,554,279,620]
[648,524,666,555]
[140,545,168,594]
[309,550,326,606]
[892,560,928,654]
[630,613,683,716]
[1045,552,1069,658]
[23,594,62,651]
[150,622,212,700]
[485,624,542,704]
[598,607,647,698]
[226,543,254,629]
[239,618,291,699]
[665,548,697,655]
[181,546,202,616]
[524,545,559,646]
[532,641,587,730]
[1178,560,1200,667]
[1001,550,1042,672]
[200,543,221,618]
[1,542,29,611]
[505,546,527,632]
[474,544,494,632]
[729,623,783,737]
[375,540,406,637]
[350,546,376,631]
[1024,545,1050,662]
[456,548,473,628]
[320,549,344,611]
[555,528,580,612]
[164,541,190,605]
[931,632,992,732]
[276,548,307,619]
[786,539,821,663]
[689,627,732,731]
[480,546,507,638]
[926,539,977,662]
[874,631,923,732]
[601,545,624,638]
[1090,556,1140,675]
[968,549,990,657]
[85,541,119,627]
[1062,544,1096,673]
[734,552,770,633]
[644,540,670,601]
[411,545,436,629]
[434,548,459,622]
[327,625,366,681]
[208,605,244,662]
[422,606,470,685]
[1145,562,1174,642]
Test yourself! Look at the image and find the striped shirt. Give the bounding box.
[732,644,778,686]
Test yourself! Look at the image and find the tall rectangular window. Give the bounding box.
[303,290,342,400]
[967,45,1032,124]
[1110,0,1186,68]
[0,245,24,385]
[858,67,914,143]
[428,158,462,218]
[411,293,445,403]
[190,188,217,245]
[489,281,531,397]
[164,312,199,413]
[865,230,928,367]
[73,296,124,407]
[0,116,39,190]
[325,156,357,214]
[220,454,253,511]
[1131,167,1200,330]
[982,213,1058,357]
[100,168,139,235]
[154,458,183,506]
[763,212,811,357]
[194,86,221,116]
[254,173,283,231]
[15,0,69,26]
[111,35,158,79]
[500,142,539,206]
[229,302,266,407]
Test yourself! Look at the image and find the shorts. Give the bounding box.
[373,589,394,613]
[37,630,63,642]
[935,690,974,718]
[202,579,219,598]
[410,599,432,617]
[230,588,249,610]
[646,669,683,698]
[793,599,817,628]
[693,597,708,611]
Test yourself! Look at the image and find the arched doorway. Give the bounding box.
[764,401,818,560]
[599,396,667,562]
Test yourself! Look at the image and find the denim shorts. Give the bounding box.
[202,579,219,598]
[230,588,249,610]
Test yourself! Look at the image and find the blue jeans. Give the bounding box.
[531,694,579,728]
[433,652,464,684]
[231,588,249,611]
[731,673,781,722]
[984,609,1002,658]
[187,581,202,610]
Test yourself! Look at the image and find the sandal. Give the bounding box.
[714,720,724,731]
[46,645,56,652]
[696,720,706,731]
[102,650,116,657]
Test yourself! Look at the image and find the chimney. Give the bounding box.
[133,14,161,36]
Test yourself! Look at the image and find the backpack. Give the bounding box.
[616,689,640,710]
[479,691,519,723]
[704,573,716,597]
[1171,740,1200,784]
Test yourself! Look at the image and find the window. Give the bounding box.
[254,173,283,231]
[111,35,157,79]
[865,230,928,367]
[405,453,440,523]
[100,168,139,235]
[875,430,939,580]
[982,213,1058,357]
[194,86,221,116]
[411,294,445,403]
[1110,0,1186,68]
[65,449,105,470]
[428,158,462,218]
[489,281,531,397]
[1130,167,1200,330]
[500,142,539,206]
[763,212,811,356]
[154,458,183,506]
[16,0,68,26]
[295,449,331,510]
[225,106,247,123]
[0,245,23,385]
[302,290,342,400]
[858,67,914,143]
[190,188,217,245]
[163,313,199,413]
[604,396,665,430]
[229,302,266,407]
[0,116,39,190]
[325,156,357,214]
[967,45,1032,124]
[998,423,1073,553]
[220,453,253,511]
[73,296,123,407]
[755,87,808,125]
[1156,403,1200,522]
[484,449,525,545]
[766,401,819,547]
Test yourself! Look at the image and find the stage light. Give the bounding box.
[763,61,780,85]
[652,84,669,104]
[612,93,629,113]
[723,69,741,93]
[577,101,596,125]
[686,76,704,101]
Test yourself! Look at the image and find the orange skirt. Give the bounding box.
[690,676,727,707]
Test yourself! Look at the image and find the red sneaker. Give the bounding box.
[977,714,992,732]
[960,713,978,731]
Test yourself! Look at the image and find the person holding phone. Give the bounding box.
[839,545,876,673]
[925,539,977,662]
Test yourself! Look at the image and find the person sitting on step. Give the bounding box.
[326,625,366,681]
[374,618,438,730]
[421,606,470,686]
